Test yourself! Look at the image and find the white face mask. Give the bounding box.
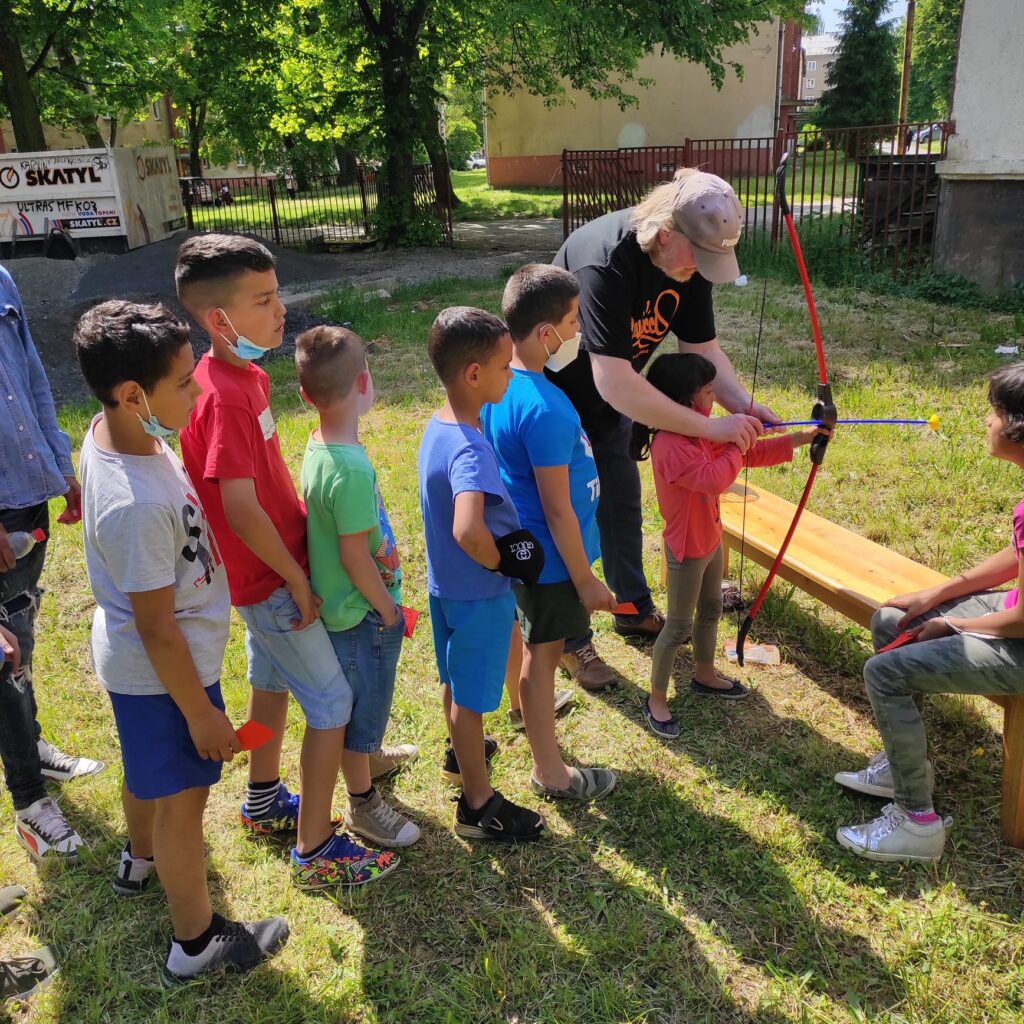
[544,327,581,373]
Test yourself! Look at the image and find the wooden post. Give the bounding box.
[1000,696,1024,848]
[896,0,916,156]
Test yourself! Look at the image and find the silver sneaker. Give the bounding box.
[37,739,105,783]
[508,689,575,731]
[835,751,933,799]
[344,789,420,847]
[836,803,945,863]
[530,766,617,801]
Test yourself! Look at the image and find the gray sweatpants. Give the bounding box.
[866,591,1024,811]
[651,544,723,693]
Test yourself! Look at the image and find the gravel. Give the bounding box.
[4,228,558,402]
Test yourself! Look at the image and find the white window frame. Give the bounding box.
[807,60,817,71]
[806,78,815,90]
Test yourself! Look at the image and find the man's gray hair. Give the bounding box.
[630,167,699,253]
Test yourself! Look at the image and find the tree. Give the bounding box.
[817,0,901,153]
[908,0,962,122]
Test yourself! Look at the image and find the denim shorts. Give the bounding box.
[327,609,404,753]
[108,682,224,800]
[236,586,353,730]
[428,592,516,714]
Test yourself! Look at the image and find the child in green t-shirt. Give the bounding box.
[296,326,419,848]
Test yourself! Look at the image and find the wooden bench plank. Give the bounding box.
[655,479,1024,847]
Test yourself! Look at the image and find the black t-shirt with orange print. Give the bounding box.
[550,207,717,442]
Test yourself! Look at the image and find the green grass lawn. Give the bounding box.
[5,270,1024,1023]
[451,170,562,221]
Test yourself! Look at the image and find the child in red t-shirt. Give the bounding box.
[630,353,821,738]
[176,235,397,889]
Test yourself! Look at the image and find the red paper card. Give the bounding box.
[236,719,275,751]
[611,602,639,616]
[400,606,420,638]
[879,629,917,654]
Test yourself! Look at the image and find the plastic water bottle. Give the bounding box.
[7,528,46,559]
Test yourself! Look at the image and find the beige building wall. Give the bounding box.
[486,22,785,186]
[0,99,174,154]
[801,34,837,103]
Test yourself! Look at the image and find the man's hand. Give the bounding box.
[884,587,944,629]
[58,475,82,525]
[576,575,616,614]
[748,401,783,432]
[286,575,323,630]
[0,525,15,572]
[0,624,21,674]
[187,705,242,762]
[704,413,763,453]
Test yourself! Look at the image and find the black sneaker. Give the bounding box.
[0,946,58,1002]
[442,735,498,786]
[454,791,545,843]
[162,916,290,985]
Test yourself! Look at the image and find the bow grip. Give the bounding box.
[809,384,837,466]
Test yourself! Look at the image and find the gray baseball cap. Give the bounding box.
[671,172,743,283]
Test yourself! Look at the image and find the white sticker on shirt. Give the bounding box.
[258,405,277,441]
[581,431,594,459]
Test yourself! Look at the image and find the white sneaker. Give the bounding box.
[37,739,105,783]
[836,803,945,863]
[834,751,933,799]
[111,841,157,897]
[508,689,575,731]
[15,797,85,861]
[344,788,421,847]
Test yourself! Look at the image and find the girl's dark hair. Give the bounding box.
[629,353,717,461]
[988,363,1024,443]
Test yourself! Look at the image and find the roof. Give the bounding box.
[802,33,839,56]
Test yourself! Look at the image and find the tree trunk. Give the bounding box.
[333,143,358,185]
[188,98,207,177]
[282,137,309,191]
[107,117,117,148]
[0,0,47,152]
[419,105,461,209]
[378,44,419,245]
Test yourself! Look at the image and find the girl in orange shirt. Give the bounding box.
[631,354,821,738]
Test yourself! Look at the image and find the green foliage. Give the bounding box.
[908,0,963,122]
[444,118,482,170]
[370,195,445,247]
[818,0,901,153]
[797,122,828,152]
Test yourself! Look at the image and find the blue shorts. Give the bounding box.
[237,586,353,730]
[428,592,516,714]
[328,610,404,753]
[108,682,225,800]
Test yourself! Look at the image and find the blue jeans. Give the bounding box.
[0,503,47,810]
[567,417,654,652]
[327,610,404,753]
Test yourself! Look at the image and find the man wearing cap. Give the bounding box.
[549,169,776,690]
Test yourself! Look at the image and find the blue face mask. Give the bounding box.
[218,309,268,361]
[137,391,175,439]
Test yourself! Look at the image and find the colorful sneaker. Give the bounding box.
[240,783,300,836]
[290,832,400,889]
[0,946,58,1002]
[836,803,945,863]
[368,744,420,780]
[111,841,157,897]
[37,738,105,783]
[508,689,574,731]
[834,751,934,799]
[163,916,289,984]
[530,766,617,801]
[345,789,420,847]
[15,797,85,861]
[454,791,545,843]
[442,735,498,786]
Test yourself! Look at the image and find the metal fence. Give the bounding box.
[182,163,453,248]
[562,120,951,276]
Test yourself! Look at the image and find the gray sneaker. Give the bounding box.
[344,788,421,847]
[836,803,945,863]
[508,689,575,731]
[834,752,933,799]
[530,766,617,801]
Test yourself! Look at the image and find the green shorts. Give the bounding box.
[514,580,589,645]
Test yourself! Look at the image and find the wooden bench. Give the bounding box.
[664,480,1024,848]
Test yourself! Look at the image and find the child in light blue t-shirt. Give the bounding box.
[419,306,547,843]
[482,265,617,803]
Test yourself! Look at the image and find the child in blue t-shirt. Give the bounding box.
[419,306,546,842]
[483,265,617,801]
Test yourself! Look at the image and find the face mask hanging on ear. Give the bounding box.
[138,391,175,439]
[544,327,582,374]
[217,309,268,361]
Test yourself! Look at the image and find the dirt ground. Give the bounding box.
[6,228,559,402]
